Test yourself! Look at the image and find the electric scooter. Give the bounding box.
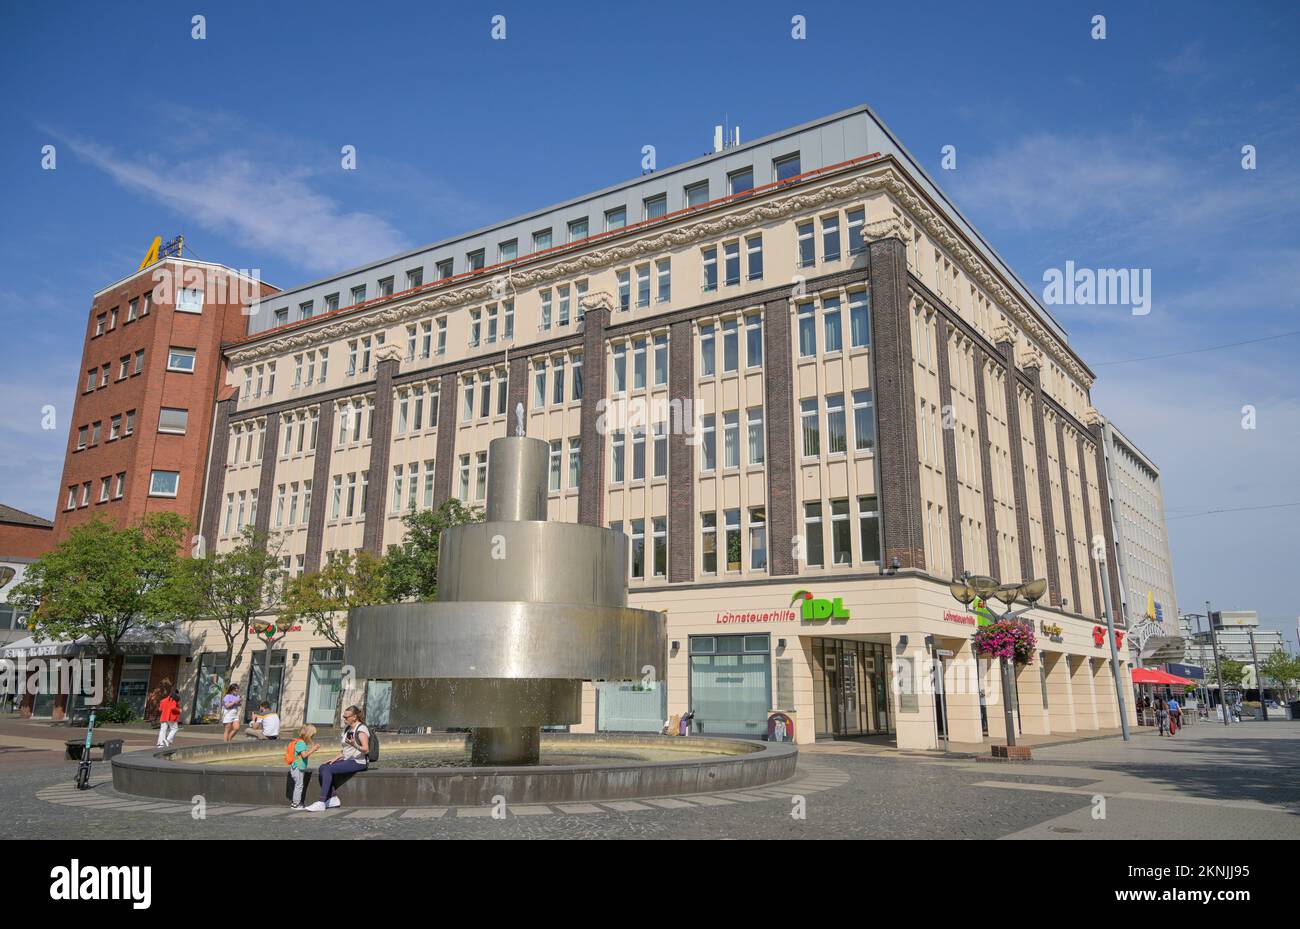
[74,709,97,789]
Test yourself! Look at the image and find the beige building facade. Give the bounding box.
[188,105,1135,748]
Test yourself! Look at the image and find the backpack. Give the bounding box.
[284,739,302,766]
[364,726,380,763]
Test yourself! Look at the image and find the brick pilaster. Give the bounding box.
[1077,434,1102,619]
[200,395,237,549]
[253,412,280,538]
[361,358,399,554]
[507,353,528,432]
[577,304,609,527]
[762,298,797,576]
[1025,364,1061,606]
[1089,423,1126,626]
[870,238,925,570]
[303,400,334,572]
[972,348,1000,579]
[668,318,695,581]
[1056,419,1081,614]
[999,341,1035,583]
[936,320,963,577]
[432,373,459,506]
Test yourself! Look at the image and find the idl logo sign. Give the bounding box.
[791,590,849,621]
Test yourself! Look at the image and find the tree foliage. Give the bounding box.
[281,549,388,649]
[170,526,285,689]
[10,513,189,700]
[382,499,483,602]
[1216,657,1247,688]
[1259,649,1300,701]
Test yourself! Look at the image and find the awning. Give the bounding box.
[1132,668,1196,686]
[1138,635,1187,662]
[0,625,191,660]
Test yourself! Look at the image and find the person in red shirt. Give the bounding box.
[156,690,181,748]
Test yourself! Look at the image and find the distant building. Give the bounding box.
[1099,421,1178,639]
[0,504,54,648]
[1188,610,1286,690]
[51,255,276,544]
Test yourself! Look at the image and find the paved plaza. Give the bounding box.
[2,716,1297,840]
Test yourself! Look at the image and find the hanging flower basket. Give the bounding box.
[972,620,1037,664]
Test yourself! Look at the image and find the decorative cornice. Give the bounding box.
[227,164,1093,389]
[992,321,1016,346]
[579,290,616,314]
[1083,406,1105,428]
[1017,343,1043,371]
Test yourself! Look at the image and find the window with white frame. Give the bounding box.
[801,398,820,457]
[701,512,718,574]
[804,502,824,567]
[797,221,815,268]
[747,407,765,465]
[853,389,875,451]
[149,470,179,498]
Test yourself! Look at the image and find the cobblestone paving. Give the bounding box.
[5,722,1297,840]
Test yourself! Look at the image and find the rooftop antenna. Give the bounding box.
[715,112,742,154]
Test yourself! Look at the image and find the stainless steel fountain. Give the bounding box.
[113,431,798,806]
[344,434,667,765]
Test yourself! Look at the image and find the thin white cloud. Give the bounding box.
[60,136,411,274]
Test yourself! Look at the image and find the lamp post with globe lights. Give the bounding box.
[948,572,1047,751]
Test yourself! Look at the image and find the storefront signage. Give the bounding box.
[1040,621,1064,643]
[1092,626,1125,649]
[791,590,849,622]
[715,609,797,625]
[248,623,303,639]
[943,611,977,626]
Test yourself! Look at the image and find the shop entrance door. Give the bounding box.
[815,639,893,738]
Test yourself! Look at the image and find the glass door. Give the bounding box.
[116,656,152,718]
[246,650,286,720]
[305,648,343,726]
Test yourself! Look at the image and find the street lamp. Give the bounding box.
[948,571,1045,750]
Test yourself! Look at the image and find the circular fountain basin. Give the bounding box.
[111,732,798,807]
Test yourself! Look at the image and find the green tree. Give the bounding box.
[382,499,483,601]
[10,514,189,704]
[1259,649,1300,703]
[1216,657,1247,689]
[282,549,388,649]
[171,527,285,694]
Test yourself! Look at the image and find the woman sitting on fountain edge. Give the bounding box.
[304,706,371,812]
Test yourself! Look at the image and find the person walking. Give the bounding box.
[305,705,371,812]
[1167,696,1181,735]
[287,724,320,810]
[221,685,242,742]
[156,690,181,748]
[1155,698,1169,736]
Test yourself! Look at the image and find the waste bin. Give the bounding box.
[103,739,124,761]
[1289,701,1300,721]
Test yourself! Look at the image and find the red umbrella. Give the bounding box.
[1132,668,1196,686]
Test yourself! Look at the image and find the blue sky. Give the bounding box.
[1,1,1296,639]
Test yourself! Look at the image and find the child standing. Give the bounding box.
[288,724,319,810]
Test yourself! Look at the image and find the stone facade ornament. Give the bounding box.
[1017,342,1043,370]
[226,164,1094,389]
[578,290,616,314]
